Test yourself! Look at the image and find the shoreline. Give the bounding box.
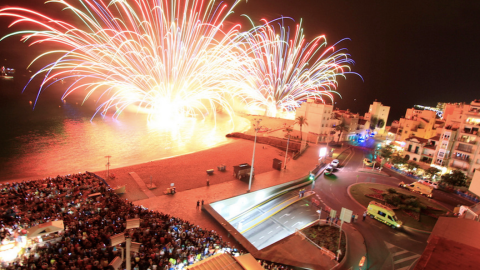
[0,114,254,184]
[0,114,292,187]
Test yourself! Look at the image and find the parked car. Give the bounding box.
[418,179,439,189]
[330,159,340,168]
[363,158,374,167]
[324,165,334,175]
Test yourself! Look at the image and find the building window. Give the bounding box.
[438,152,444,158]
[414,146,419,154]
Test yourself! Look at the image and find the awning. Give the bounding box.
[27,220,64,238]
[234,254,264,270]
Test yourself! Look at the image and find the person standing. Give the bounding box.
[201,200,204,206]
[196,200,200,209]
[363,211,367,221]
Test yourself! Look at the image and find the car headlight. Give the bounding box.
[396,224,401,227]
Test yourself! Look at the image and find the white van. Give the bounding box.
[400,182,433,198]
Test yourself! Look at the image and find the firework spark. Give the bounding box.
[234,17,357,117]
[0,0,244,124]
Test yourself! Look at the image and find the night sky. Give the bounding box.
[1,0,480,124]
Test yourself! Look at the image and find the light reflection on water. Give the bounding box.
[0,99,249,182]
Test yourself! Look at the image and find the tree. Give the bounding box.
[283,126,293,138]
[391,155,407,166]
[295,116,308,141]
[379,145,394,160]
[334,121,349,142]
[405,161,420,172]
[441,170,467,187]
[424,167,441,180]
[369,116,378,130]
[377,119,385,129]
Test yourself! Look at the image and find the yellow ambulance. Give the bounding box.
[367,201,403,228]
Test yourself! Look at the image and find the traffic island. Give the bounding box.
[300,223,346,261]
[349,183,449,232]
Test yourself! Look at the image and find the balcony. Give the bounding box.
[461,129,479,136]
[420,157,433,164]
[452,155,470,162]
[466,109,480,116]
[457,138,477,145]
[421,152,434,158]
[424,144,437,150]
[455,147,474,154]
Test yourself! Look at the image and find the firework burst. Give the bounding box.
[234,17,357,117]
[0,0,244,124]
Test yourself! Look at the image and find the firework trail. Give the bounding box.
[235,17,357,117]
[0,0,244,123]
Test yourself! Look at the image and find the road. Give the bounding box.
[314,147,429,270]
[229,189,319,250]
[219,142,476,269]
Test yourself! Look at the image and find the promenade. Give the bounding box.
[103,140,366,269]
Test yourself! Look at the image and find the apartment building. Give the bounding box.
[449,100,480,176]
[396,109,440,141]
[294,99,335,143]
[364,100,390,135]
[402,136,439,168]
[396,100,480,178]
[332,109,360,141]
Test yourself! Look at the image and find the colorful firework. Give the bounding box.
[234,17,357,118]
[0,0,244,124]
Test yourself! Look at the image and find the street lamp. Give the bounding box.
[109,218,142,270]
[317,208,322,225]
[248,118,262,193]
[284,130,291,170]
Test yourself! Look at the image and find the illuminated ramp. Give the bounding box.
[208,178,317,250]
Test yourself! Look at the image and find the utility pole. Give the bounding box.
[248,118,262,193]
[284,132,291,169]
[105,155,111,180]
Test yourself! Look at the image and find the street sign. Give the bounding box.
[340,207,353,223]
[330,210,337,218]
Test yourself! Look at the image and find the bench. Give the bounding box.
[217,165,226,172]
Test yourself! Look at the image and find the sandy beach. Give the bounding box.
[100,138,291,201]
[84,115,296,200]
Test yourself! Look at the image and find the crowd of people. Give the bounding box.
[0,172,294,270]
[257,260,295,270]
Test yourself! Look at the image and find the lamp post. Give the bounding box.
[105,155,111,180]
[284,131,291,170]
[109,219,141,270]
[248,118,262,193]
[317,208,322,225]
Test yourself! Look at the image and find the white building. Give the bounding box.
[294,99,335,143]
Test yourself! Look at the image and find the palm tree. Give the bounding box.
[377,119,385,129]
[369,116,378,130]
[335,121,349,143]
[295,116,308,141]
[283,126,293,138]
